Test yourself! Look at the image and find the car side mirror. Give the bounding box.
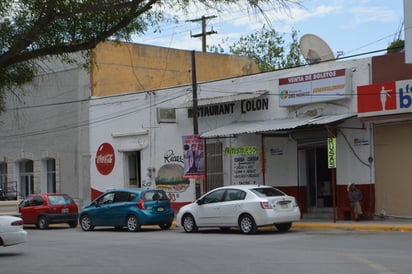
[91,201,98,207]
[196,199,204,205]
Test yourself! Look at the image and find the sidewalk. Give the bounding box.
[292,217,412,232]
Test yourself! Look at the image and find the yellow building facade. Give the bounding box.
[91,41,260,96]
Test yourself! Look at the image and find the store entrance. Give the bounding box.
[302,145,333,209]
[126,151,141,188]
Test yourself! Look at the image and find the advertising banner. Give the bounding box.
[357,79,412,117]
[225,146,261,185]
[327,138,336,169]
[279,69,350,107]
[182,135,205,178]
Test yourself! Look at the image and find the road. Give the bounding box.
[1,225,412,274]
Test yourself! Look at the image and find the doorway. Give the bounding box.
[126,151,141,188]
[301,145,333,209]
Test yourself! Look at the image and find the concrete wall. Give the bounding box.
[0,57,91,205]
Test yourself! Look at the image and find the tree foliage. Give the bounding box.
[209,25,304,72]
[387,40,404,54]
[0,0,300,113]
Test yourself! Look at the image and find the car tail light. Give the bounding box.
[11,220,24,226]
[260,200,273,209]
[137,199,145,210]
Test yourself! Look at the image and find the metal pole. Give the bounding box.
[332,168,336,223]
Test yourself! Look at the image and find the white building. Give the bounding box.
[88,56,373,217]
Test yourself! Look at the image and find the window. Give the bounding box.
[0,162,6,190]
[48,195,70,205]
[202,189,225,204]
[114,192,131,203]
[98,192,115,205]
[46,159,56,193]
[19,197,33,208]
[0,163,7,199]
[157,108,176,123]
[143,190,168,201]
[225,189,246,201]
[251,187,285,197]
[19,160,34,196]
[32,196,44,206]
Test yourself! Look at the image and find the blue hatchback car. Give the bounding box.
[79,189,174,232]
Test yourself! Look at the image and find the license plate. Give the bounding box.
[278,201,290,209]
[157,207,164,212]
[61,208,69,213]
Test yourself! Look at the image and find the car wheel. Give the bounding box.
[80,215,94,231]
[239,214,257,234]
[126,215,141,232]
[69,221,78,228]
[37,216,49,229]
[275,222,292,233]
[159,223,172,230]
[182,214,198,233]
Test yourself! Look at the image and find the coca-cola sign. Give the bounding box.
[95,143,115,175]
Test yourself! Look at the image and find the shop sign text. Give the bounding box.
[188,98,269,118]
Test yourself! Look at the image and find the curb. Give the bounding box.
[292,222,412,232]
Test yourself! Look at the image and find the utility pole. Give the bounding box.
[188,15,217,52]
[191,50,199,135]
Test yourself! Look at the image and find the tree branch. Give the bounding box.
[0,0,158,66]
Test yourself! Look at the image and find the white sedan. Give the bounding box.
[0,216,28,247]
[177,185,301,234]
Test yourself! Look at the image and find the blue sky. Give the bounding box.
[137,0,405,60]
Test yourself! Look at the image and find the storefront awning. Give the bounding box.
[178,90,268,108]
[200,113,356,138]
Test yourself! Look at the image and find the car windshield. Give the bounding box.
[48,195,74,205]
[250,187,285,197]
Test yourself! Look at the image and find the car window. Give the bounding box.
[142,190,168,201]
[63,195,75,204]
[19,197,33,208]
[48,195,69,205]
[32,196,44,206]
[224,189,246,201]
[114,192,131,202]
[202,189,225,204]
[128,193,137,201]
[251,187,285,197]
[98,192,115,204]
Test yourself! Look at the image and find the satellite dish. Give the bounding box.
[299,34,335,64]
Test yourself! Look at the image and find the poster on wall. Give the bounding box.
[225,146,261,185]
[182,135,205,178]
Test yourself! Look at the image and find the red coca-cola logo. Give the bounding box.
[95,143,115,175]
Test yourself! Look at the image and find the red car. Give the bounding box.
[19,193,79,229]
